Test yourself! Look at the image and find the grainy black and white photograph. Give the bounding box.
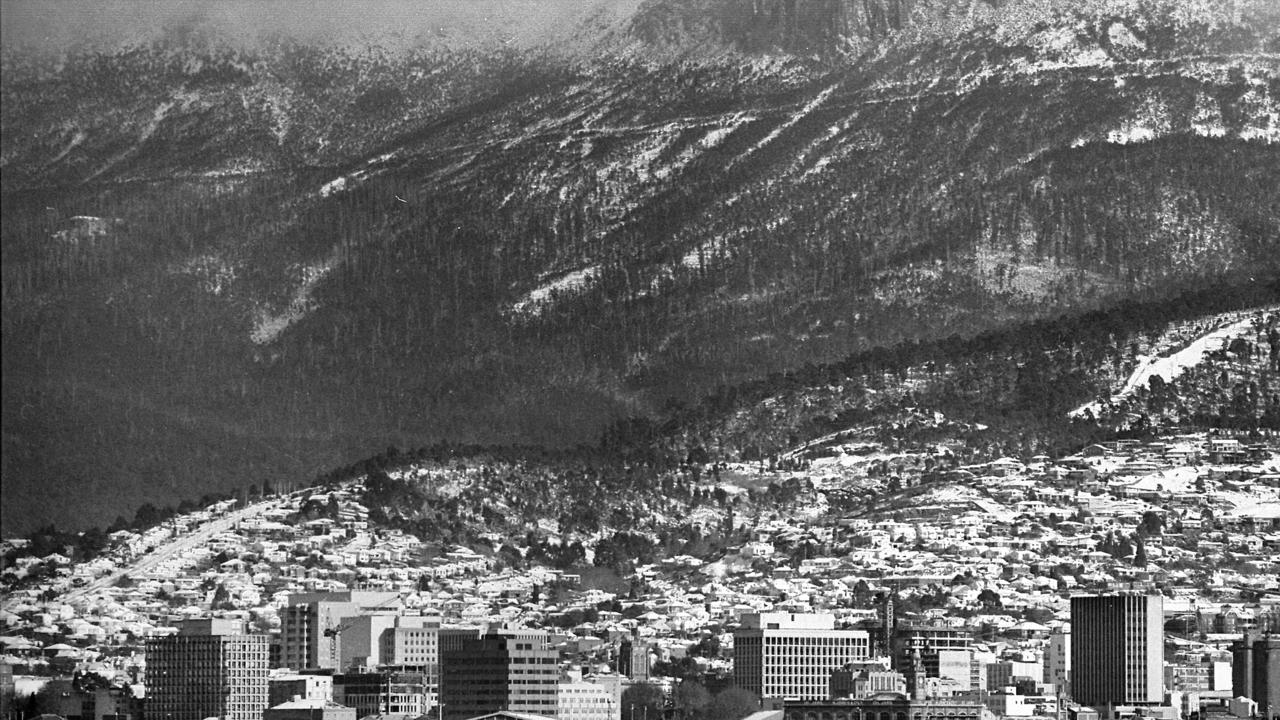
[1,0,1278,717]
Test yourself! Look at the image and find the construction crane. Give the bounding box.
[322,596,406,669]
[323,617,356,667]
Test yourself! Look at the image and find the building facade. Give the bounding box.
[439,630,559,720]
[145,619,270,720]
[831,664,906,699]
[734,612,872,701]
[267,674,333,709]
[263,699,357,720]
[279,591,401,670]
[558,672,617,720]
[332,671,429,717]
[890,624,973,680]
[784,694,986,720]
[379,616,442,671]
[1069,595,1163,708]
[1044,627,1070,693]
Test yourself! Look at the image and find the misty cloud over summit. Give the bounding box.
[1,0,643,53]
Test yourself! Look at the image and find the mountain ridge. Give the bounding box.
[2,2,1279,535]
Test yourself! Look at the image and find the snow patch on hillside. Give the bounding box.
[251,250,343,344]
[318,169,370,198]
[679,237,728,271]
[84,99,176,181]
[1107,125,1159,144]
[1078,83,1280,147]
[700,116,751,149]
[624,127,679,182]
[790,116,857,179]
[651,115,752,182]
[1069,311,1275,419]
[729,84,838,169]
[47,129,87,166]
[319,176,349,197]
[312,132,398,198]
[510,265,601,316]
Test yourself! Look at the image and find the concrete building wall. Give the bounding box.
[734,613,871,701]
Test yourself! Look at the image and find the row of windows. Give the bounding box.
[785,711,981,720]
[760,637,868,645]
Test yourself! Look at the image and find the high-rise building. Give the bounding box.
[439,630,559,720]
[618,630,650,682]
[279,592,401,670]
[1069,595,1163,708]
[1232,632,1280,719]
[733,612,871,701]
[145,618,270,720]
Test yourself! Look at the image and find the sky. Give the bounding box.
[0,0,644,53]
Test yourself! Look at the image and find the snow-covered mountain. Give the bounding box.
[2,0,1278,534]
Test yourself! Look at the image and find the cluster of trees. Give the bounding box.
[610,279,1280,470]
[623,682,759,720]
[1116,311,1280,431]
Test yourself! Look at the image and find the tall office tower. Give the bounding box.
[1232,632,1280,719]
[618,629,650,682]
[733,612,871,701]
[1070,595,1163,708]
[145,618,270,720]
[1044,625,1071,692]
[279,591,401,670]
[439,630,560,720]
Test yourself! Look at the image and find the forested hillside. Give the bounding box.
[613,282,1280,467]
[2,0,1278,533]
